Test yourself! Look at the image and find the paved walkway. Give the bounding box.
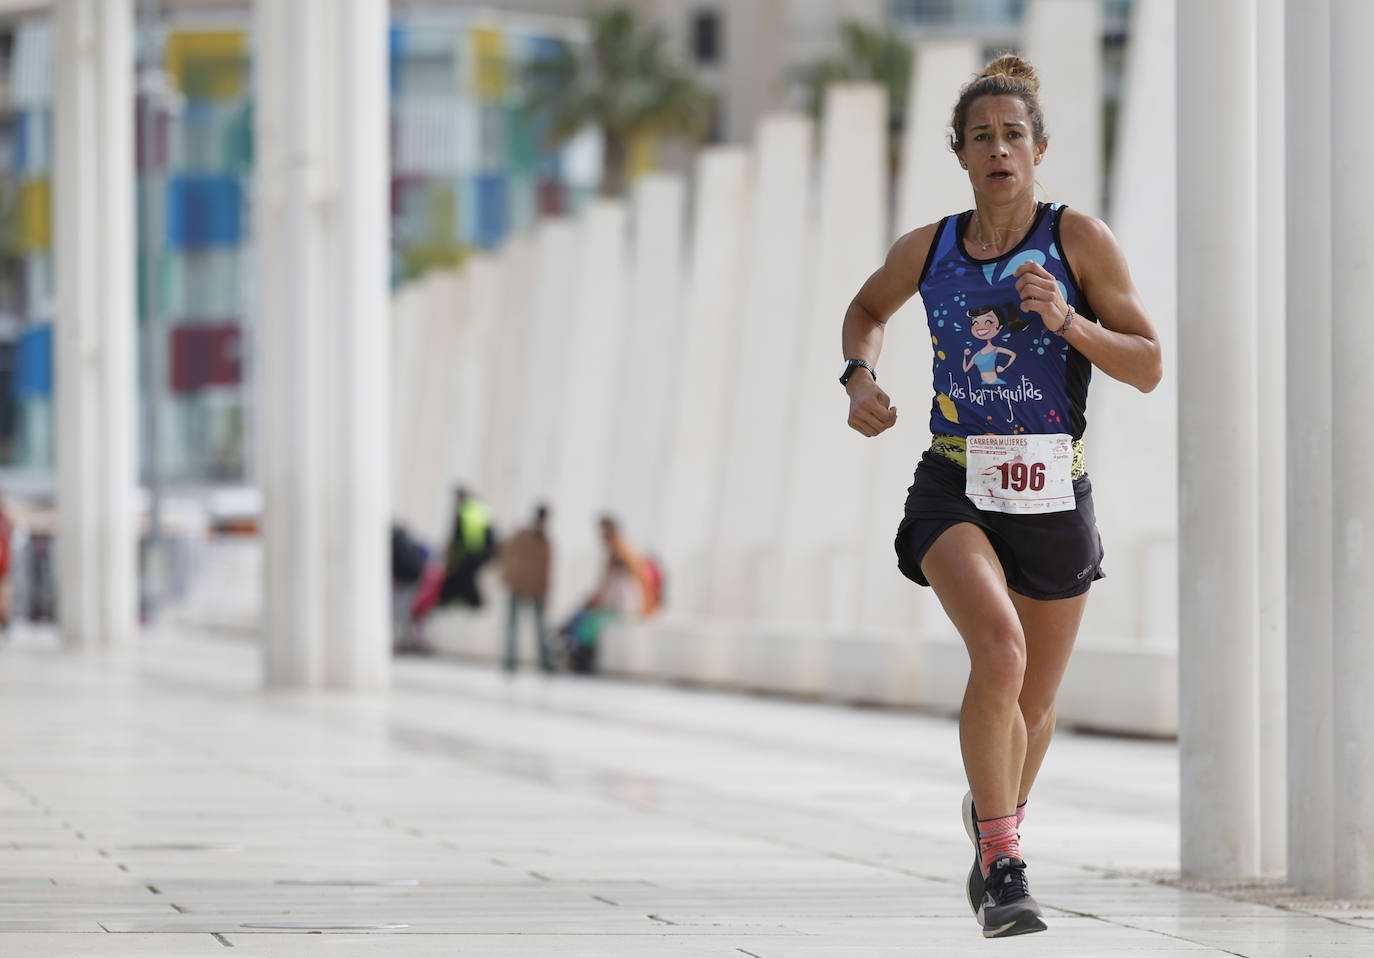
[0,625,1369,957]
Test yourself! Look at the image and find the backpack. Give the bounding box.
[642,554,665,611]
[391,525,428,585]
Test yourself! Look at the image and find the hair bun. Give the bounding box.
[979,54,1039,92]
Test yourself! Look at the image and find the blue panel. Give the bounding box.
[13,322,52,399]
[389,23,404,94]
[457,177,478,246]
[538,143,562,181]
[12,110,28,175]
[475,173,508,249]
[166,175,242,249]
[525,35,563,64]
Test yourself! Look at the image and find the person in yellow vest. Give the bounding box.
[410,487,498,646]
[439,487,497,608]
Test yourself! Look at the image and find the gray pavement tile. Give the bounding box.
[0,934,233,957]
[0,629,1369,957]
[1107,914,1374,958]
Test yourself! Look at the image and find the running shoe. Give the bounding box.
[978,856,1046,938]
[960,790,984,916]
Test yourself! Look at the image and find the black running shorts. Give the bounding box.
[893,450,1106,601]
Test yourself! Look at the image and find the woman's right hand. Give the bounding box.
[846,380,898,437]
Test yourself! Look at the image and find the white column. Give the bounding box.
[860,39,982,635]
[257,0,326,685]
[606,174,686,552]
[1022,0,1103,216]
[1254,0,1287,879]
[447,256,499,496]
[710,114,814,619]
[325,0,389,690]
[1087,0,1177,650]
[53,0,138,651]
[389,282,426,534]
[548,202,629,612]
[659,148,751,618]
[1330,0,1374,899]
[406,273,464,541]
[512,221,579,527]
[1284,0,1333,898]
[256,0,390,689]
[895,38,981,234]
[775,85,886,627]
[1176,0,1260,879]
[479,237,534,525]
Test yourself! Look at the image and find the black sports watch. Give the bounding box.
[839,358,876,386]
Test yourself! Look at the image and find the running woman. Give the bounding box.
[838,54,1162,938]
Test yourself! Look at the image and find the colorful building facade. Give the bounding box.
[0,9,596,481]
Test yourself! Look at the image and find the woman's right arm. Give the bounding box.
[843,223,938,437]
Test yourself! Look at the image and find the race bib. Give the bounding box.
[964,434,1076,514]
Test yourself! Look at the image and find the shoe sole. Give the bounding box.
[961,791,983,916]
[982,911,1048,938]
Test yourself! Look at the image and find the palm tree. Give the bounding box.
[792,20,914,176]
[523,6,714,197]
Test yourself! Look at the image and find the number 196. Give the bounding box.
[996,461,1045,492]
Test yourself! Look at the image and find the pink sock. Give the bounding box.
[976,814,1021,874]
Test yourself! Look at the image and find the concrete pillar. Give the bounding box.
[860,38,983,635]
[659,148,751,618]
[775,85,885,627]
[606,174,686,553]
[853,300,926,634]
[1283,0,1333,897]
[548,202,628,612]
[1254,0,1287,879]
[512,221,579,529]
[325,0,390,689]
[447,259,501,505]
[53,0,139,651]
[389,282,426,535]
[1176,0,1260,879]
[895,38,981,235]
[479,237,534,525]
[1330,0,1374,899]
[1088,0,1177,649]
[257,0,324,686]
[1022,0,1103,216]
[405,273,463,541]
[255,0,390,689]
[710,114,813,619]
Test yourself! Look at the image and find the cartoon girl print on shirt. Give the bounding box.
[963,304,1019,386]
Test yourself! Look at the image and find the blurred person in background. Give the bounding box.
[499,503,554,674]
[839,54,1161,939]
[391,522,434,655]
[410,486,499,644]
[559,514,661,673]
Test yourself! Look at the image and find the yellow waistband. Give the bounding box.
[930,433,1088,481]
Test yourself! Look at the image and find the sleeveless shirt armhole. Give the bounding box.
[916,215,952,289]
[1050,204,1097,323]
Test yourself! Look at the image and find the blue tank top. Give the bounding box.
[918,202,1095,441]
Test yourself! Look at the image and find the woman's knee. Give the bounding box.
[968,632,1026,694]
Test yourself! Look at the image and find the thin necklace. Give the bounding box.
[973,203,1037,252]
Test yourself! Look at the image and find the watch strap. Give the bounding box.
[840,358,877,385]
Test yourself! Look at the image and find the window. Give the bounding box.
[692,9,720,65]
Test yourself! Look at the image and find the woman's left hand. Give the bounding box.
[1014,261,1071,332]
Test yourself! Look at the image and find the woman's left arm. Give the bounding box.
[1015,210,1163,393]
